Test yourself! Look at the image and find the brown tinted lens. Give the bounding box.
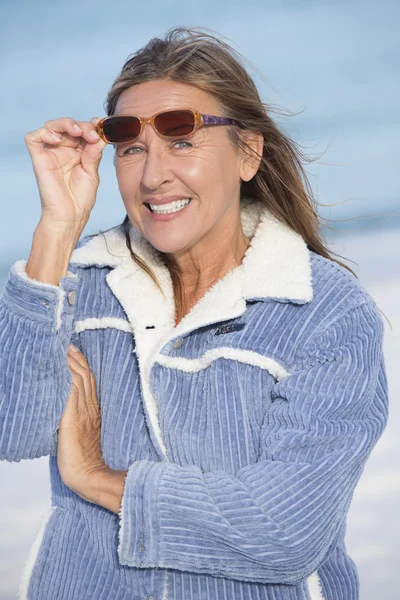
[102,116,141,142]
[155,110,195,136]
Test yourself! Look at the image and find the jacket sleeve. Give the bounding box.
[0,255,81,461]
[117,299,389,584]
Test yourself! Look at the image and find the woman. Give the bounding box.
[0,27,388,600]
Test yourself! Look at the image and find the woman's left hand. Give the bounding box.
[57,344,108,501]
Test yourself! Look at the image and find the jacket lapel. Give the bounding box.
[70,199,313,335]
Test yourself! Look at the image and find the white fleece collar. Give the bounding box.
[70,199,313,307]
[70,198,313,361]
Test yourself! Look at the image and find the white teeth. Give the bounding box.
[149,198,191,214]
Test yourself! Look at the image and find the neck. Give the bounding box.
[164,216,250,322]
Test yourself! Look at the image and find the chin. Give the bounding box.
[144,232,196,256]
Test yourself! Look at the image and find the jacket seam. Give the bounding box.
[298,297,380,362]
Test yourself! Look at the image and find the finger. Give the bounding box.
[74,120,103,145]
[67,354,93,407]
[25,117,96,149]
[67,345,88,366]
[61,381,79,421]
[67,352,100,417]
[42,118,104,147]
[74,121,107,171]
[67,348,97,387]
[69,381,79,399]
[90,371,97,405]
[25,126,64,148]
[67,353,91,385]
[90,118,103,141]
[24,124,83,159]
[70,369,99,421]
[70,371,94,420]
[42,117,84,139]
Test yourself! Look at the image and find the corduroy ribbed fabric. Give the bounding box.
[0,201,388,600]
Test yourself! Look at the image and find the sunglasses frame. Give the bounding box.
[95,109,242,144]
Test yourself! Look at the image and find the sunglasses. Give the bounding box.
[95,109,242,144]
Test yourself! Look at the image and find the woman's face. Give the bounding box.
[113,79,257,255]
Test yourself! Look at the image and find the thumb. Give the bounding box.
[81,140,106,177]
[90,117,103,128]
[81,122,107,174]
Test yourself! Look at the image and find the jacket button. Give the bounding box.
[67,290,76,305]
[173,338,184,349]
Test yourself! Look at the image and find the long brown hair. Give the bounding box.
[92,26,387,323]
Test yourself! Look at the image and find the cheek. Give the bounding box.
[115,162,140,194]
[174,159,209,189]
[177,150,240,192]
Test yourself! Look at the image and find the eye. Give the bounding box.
[118,139,193,156]
[120,145,142,155]
[172,140,193,149]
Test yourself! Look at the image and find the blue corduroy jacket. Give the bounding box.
[0,201,388,600]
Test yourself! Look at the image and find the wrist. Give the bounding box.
[26,221,82,285]
[36,217,85,245]
[84,467,128,514]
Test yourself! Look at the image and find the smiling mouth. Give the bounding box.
[144,198,192,214]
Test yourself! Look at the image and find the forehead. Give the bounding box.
[114,80,221,117]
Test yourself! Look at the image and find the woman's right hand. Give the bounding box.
[24,117,107,233]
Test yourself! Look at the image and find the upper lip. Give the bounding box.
[144,195,192,206]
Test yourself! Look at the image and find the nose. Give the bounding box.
[140,132,173,191]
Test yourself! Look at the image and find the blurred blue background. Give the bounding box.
[0,1,398,599]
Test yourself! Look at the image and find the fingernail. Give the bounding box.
[73,124,82,133]
[69,344,80,353]
[51,132,62,141]
[89,130,100,140]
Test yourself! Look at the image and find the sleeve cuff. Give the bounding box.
[1,259,79,331]
[118,460,166,567]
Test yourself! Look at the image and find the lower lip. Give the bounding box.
[143,200,192,221]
